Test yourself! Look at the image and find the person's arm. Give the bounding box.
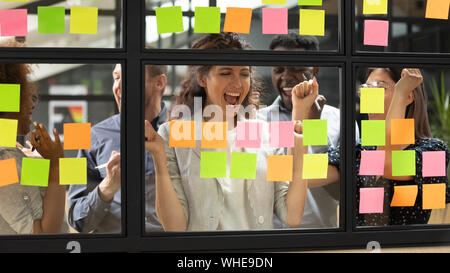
[144,120,187,231]
[29,123,65,234]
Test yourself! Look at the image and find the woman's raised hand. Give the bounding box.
[29,122,63,161]
[394,68,423,99]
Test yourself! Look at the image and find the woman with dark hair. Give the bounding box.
[144,33,308,231]
[0,40,68,234]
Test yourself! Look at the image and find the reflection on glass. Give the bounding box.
[355,67,450,227]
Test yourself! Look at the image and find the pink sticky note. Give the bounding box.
[364,20,389,47]
[236,121,263,148]
[359,150,385,176]
[269,121,294,148]
[262,8,288,35]
[359,187,384,214]
[422,151,446,177]
[0,9,28,37]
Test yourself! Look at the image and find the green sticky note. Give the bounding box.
[392,150,416,176]
[38,6,65,34]
[20,158,50,187]
[299,0,323,5]
[70,7,98,34]
[360,88,384,114]
[194,7,221,34]
[0,118,18,147]
[155,6,184,34]
[59,158,87,185]
[0,84,20,112]
[200,151,227,178]
[303,119,327,146]
[262,0,287,4]
[299,9,325,36]
[302,154,328,179]
[361,120,385,146]
[230,152,257,180]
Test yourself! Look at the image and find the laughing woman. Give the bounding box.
[144,33,308,231]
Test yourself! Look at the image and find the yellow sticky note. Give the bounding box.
[360,88,384,114]
[59,158,87,185]
[70,7,98,34]
[363,0,388,15]
[0,118,18,147]
[299,9,325,36]
[423,183,446,210]
[390,185,418,207]
[266,155,293,182]
[302,153,328,179]
[262,0,287,4]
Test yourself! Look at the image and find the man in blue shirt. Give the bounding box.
[67,64,168,233]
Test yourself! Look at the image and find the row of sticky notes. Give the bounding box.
[363,0,449,19]
[359,150,447,177]
[0,157,87,187]
[169,120,328,149]
[0,7,98,36]
[359,183,446,213]
[200,152,328,180]
[361,119,415,146]
[155,6,325,36]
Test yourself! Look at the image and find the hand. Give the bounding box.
[98,151,121,203]
[28,122,63,161]
[394,68,423,100]
[144,120,165,156]
[292,77,319,120]
[308,94,326,120]
[16,141,43,159]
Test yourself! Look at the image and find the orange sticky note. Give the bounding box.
[391,119,414,145]
[390,185,418,207]
[223,7,252,34]
[266,155,293,182]
[169,121,196,148]
[425,0,450,20]
[201,122,227,149]
[0,158,19,187]
[63,123,91,150]
[422,183,446,210]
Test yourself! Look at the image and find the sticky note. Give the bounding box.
[303,119,327,146]
[262,8,288,35]
[267,155,293,182]
[299,9,325,36]
[390,185,418,207]
[423,183,446,209]
[302,154,328,179]
[194,7,220,34]
[63,123,91,150]
[70,7,98,34]
[360,88,384,114]
[363,0,388,15]
[359,187,384,214]
[0,158,19,187]
[38,6,65,34]
[269,121,294,148]
[0,118,18,147]
[200,151,227,178]
[359,150,385,175]
[235,121,262,148]
[169,121,196,148]
[155,6,184,34]
[298,0,322,5]
[364,20,389,46]
[361,120,385,146]
[230,152,257,179]
[0,9,28,37]
[422,151,446,177]
[223,7,252,34]
[425,0,450,20]
[392,150,416,176]
[391,119,415,145]
[59,158,87,185]
[20,158,50,187]
[262,0,287,4]
[201,122,227,149]
[0,84,20,112]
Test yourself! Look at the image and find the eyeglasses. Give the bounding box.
[357,81,395,97]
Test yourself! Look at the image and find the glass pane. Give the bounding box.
[145,0,340,51]
[0,0,122,48]
[355,66,450,227]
